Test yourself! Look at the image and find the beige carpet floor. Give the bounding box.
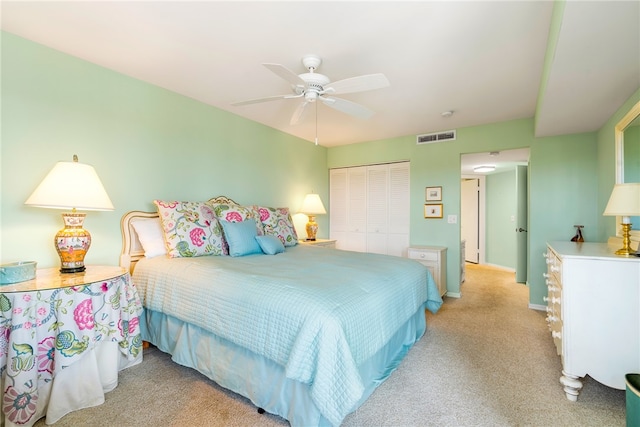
[35,263,626,426]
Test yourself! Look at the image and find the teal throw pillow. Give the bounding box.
[255,235,285,255]
[220,219,262,257]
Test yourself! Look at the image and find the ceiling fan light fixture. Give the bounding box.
[474,165,496,173]
[305,91,319,102]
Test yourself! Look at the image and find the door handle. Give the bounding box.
[517,228,527,232]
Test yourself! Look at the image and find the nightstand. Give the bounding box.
[407,246,447,297]
[299,239,337,249]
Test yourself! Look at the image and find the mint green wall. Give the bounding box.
[528,132,599,304]
[328,119,599,305]
[485,171,517,269]
[1,33,328,268]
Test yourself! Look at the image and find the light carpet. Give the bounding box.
[35,263,625,426]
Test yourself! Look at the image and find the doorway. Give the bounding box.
[460,148,530,281]
[461,177,483,263]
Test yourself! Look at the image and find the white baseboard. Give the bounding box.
[529,303,546,311]
[484,263,516,273]
[446,292,461,298]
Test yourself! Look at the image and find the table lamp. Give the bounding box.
[25,155,114,273]
[603,182,640,256]
[300,193,326,241]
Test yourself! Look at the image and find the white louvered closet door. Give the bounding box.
[329,169,348,247]
[367,164,389,254]
[388,162,410,257]
[330,162,410,256]
[346,167,367,252]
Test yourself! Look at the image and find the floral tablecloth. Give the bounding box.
[0,272,143,426]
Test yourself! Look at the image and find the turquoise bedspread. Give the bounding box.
[133,245,442,426]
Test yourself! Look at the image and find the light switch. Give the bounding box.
[448,215,457,224]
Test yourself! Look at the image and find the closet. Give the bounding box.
[329,161,410,256]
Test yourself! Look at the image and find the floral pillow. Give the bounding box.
[256,206,298,247]
[154,200,225,258]
[212,204,264,235]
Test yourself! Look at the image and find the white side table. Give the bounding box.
[407,246,447,297]
[299,239,337,249]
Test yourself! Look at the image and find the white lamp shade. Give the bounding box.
[25,160,114,211]
[300,194,326,215]
[603,183,640,217]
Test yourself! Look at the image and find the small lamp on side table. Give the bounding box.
[300,193,326,241]
[25,155,114,273]
[603,182,640,256]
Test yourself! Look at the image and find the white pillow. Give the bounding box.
[131,217,167,258]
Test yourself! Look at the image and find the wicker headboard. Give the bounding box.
[119,196,239,274]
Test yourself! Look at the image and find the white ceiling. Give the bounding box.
[1,1,638,155]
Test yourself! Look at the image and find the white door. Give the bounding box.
[461,178,479,263]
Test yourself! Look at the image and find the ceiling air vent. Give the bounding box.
[416,130,457,145]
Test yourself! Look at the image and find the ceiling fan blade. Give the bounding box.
[231,93,302,106]
[321,96,375,120]
[263,63,306,87]
[290,101,309,126]
[324,73,390,95]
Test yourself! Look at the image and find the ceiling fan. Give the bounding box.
[232,54,390,126]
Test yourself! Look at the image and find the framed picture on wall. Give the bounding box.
[425,186,442,201]
[424,204,443,218]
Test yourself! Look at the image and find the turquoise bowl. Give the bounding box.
[0,261,37,285]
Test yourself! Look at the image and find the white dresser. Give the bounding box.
[544,241,640,401]
[408,246,447,297]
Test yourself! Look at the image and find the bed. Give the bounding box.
[120,196,442,426]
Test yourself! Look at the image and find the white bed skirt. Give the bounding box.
[1,341,142,427]
[141,304,427,427]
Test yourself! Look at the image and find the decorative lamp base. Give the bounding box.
[55,212,91,273]
[306,215,318,241]
[614,223,637,256]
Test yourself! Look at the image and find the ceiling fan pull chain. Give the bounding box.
[314,102,319,145]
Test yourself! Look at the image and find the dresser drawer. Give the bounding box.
[546,250,562,283]
[407,249,438,262]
